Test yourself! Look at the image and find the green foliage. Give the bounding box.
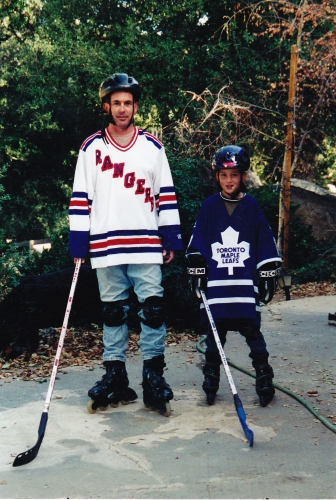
[251,183,331,272]
[0,164,9,209]
[0,237,27,300]
[1,0,336,327]
[316,138,336,188]
[292,257,336,285]
[0,221,72,300]
[22,224,73,277]
[162,154,212,329]
[1,0,335,243]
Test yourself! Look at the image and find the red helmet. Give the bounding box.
[99,73,141,102]
[213,145,250,172]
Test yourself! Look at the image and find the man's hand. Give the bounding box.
[74,257,85,264]
[163,250,174,264]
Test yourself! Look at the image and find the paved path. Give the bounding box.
[0,296,335,499]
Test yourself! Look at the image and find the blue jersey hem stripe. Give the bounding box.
[90,247,163,258]
[90,229,160,241]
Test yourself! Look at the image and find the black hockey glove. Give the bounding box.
[186,252,208,299]
[258,262,281,305]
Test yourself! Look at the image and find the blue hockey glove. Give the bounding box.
[186,252,207,299]
[258,263,281,305]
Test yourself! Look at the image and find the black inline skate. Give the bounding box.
[255,364,275,407]
[87,360,138,413]
[142,355,173,417]
[202,351,221,405]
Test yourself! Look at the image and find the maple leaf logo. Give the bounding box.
[211,226,250,275]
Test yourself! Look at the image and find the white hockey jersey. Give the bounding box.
[69,127,183,268]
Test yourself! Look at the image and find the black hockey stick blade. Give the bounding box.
[234,394,254,447]
[12,411,48,467]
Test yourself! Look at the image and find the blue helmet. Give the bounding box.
[213,145,250,172]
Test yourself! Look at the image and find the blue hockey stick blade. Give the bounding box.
[234,394,254,447]
[237,406,254,447]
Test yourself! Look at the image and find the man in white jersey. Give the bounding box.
[69,73,183,416]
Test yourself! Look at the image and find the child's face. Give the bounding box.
[216,168,246,198]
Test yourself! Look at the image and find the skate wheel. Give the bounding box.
[99,405,108,411]
[110,402,119,408]
[87,400,97,414]
[120,400,130,406]
[162,402,171,417]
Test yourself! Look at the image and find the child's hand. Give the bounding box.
[185,252,208,298]
[258,264,281,304]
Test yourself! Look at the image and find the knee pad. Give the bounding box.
[102,301,128,327]
[140,296,164,329]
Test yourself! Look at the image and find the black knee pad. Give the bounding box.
[140,296,164,329]
[102,301,128,327]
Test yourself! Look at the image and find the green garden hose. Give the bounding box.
[196,336,336,434]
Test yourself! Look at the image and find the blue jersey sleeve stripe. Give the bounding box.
[158,203,179,211]
[69,209,90,216]
[71,191,89,199]
[142,131,163,149]
[80,131,102,152]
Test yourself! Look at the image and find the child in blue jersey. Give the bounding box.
[186,145,282,407]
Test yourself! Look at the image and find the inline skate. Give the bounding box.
[142,355,173,416]
[255,364,275,407]
[87,360,138,413]
[202,351,221,405]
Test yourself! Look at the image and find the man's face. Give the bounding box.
[103,91,139,130]
[216,168,246,198]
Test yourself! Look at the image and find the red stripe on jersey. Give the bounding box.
[159,195,177,202]
[70,200,88,207]
[90,237,162,250]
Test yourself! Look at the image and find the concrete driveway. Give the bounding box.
[0,296,335,498]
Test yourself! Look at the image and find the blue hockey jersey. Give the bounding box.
[188,193,282,321]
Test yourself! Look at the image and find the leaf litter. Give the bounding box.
[0,326,197,382]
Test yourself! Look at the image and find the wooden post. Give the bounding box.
[277,45,299,269]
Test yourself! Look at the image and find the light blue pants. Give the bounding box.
[96,264,166,362]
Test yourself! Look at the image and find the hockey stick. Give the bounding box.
[199,288,254,447]
[12,260,82,467]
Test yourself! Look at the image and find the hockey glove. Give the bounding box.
[186,252,207,299]
[258,262,281,305]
